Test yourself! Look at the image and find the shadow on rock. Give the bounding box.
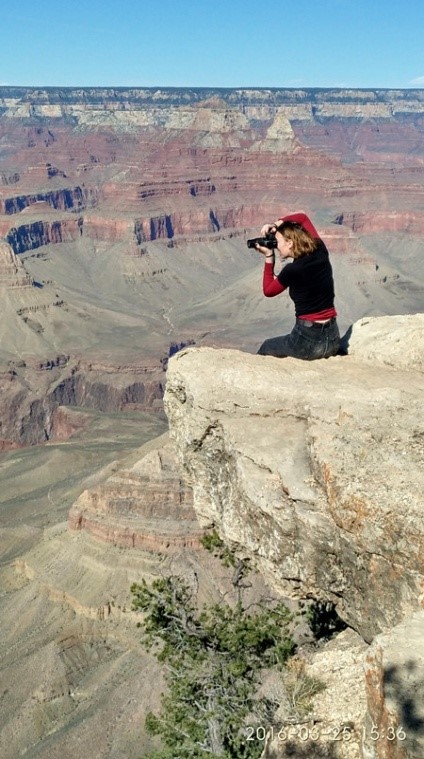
[384,660,424,735]
[338,324,353,356]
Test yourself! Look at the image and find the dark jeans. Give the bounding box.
[257,318,340,360]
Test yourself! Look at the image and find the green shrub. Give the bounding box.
[131,576,295,759]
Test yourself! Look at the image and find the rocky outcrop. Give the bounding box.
[0,240,33,287]
[262,628,368,759]
[164,314,424,758]
[164,315,424,640]
[68,441,203,551]
[261,614,424,759]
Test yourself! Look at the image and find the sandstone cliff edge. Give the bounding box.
[164,314,424,759]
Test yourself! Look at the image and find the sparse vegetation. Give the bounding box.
[201,527,239,567]
[280,656,326,718]
[131,532,330,758]
[131,575,295,759]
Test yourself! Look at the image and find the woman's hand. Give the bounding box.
[255,242,275,257]
[256,221,280,257]
[260,222,277,236]
[256,244,274,256]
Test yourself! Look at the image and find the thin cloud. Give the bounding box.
[409,76,424,85]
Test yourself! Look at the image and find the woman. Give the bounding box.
[256,212,340,359]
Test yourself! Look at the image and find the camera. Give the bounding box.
[247,233,278,250]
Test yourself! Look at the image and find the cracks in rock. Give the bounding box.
[167,384,187,404]
[191,421,223,452]
[250,410,308,421]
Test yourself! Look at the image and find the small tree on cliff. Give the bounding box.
[131,575,295,759]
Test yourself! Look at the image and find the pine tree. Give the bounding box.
[131,575,295,759]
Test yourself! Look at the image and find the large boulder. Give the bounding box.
[164,315,424,642]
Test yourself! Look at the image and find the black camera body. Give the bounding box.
[247,233,278,250]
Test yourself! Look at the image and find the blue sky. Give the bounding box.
[1,0,424,89]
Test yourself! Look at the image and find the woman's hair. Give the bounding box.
[276,221,318,258]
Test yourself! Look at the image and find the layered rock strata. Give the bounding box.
[1,85,424,118]
[0,432,275,759]
[2,216,83,253]
[2,87,424,257]
[0,357,164,448]
[68,442,203,551]
[0,186,96,215]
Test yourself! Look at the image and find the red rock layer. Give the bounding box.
[1,100,424,256]
[68,443,203,553]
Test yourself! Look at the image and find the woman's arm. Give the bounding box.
[261,213,320,239]
[263,258,286,297]
[278,212,320,238]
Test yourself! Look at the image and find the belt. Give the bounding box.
[298,318,335,329]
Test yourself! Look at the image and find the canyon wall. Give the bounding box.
[1,86,424,257]
[0,356,164,448]
[68,441,203,552]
